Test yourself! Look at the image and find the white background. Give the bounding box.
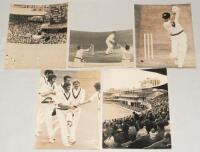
[69,0,134,31]
[0,0,200,151]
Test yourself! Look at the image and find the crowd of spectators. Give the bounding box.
[7,21,67,44]
[103,92,171,149]
[115,101,149,113]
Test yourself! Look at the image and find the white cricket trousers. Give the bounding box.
[171,32,188,67]
[72,107,81,140]
[36,103,55,138]
[56,109,75,144]
[105,42,114,54]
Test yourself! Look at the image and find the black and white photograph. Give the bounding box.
[5,2,68,69]
[69,30,134,65]
[68,0,135,67]
[135,4,196,68]
[102,68,171,149]
[34,69,100,149]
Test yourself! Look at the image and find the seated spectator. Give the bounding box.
[7,21,67,44]
[145,133,171,149]
[136,123,148,139]
[149,128,158,142]
[103,92,171,149]
[128,125,137,141]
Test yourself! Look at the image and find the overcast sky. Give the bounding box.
[102,69,168,91]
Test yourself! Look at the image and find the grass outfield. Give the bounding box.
[136,47,196,68]
[69,47,134,63]
[69,30,134,63]
[135,4,196,68]
[103,102,133,121]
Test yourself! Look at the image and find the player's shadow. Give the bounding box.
[84,49,122,63]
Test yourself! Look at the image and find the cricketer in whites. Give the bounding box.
[162,6,188,68]
[35,70,100,147]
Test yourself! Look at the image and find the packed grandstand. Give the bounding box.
[7,3,67,44]
[103,85,171,149]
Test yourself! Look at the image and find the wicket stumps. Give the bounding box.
[144,33,154,60]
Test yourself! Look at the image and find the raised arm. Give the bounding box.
[80,89,86,104]
[171,6,180,22]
